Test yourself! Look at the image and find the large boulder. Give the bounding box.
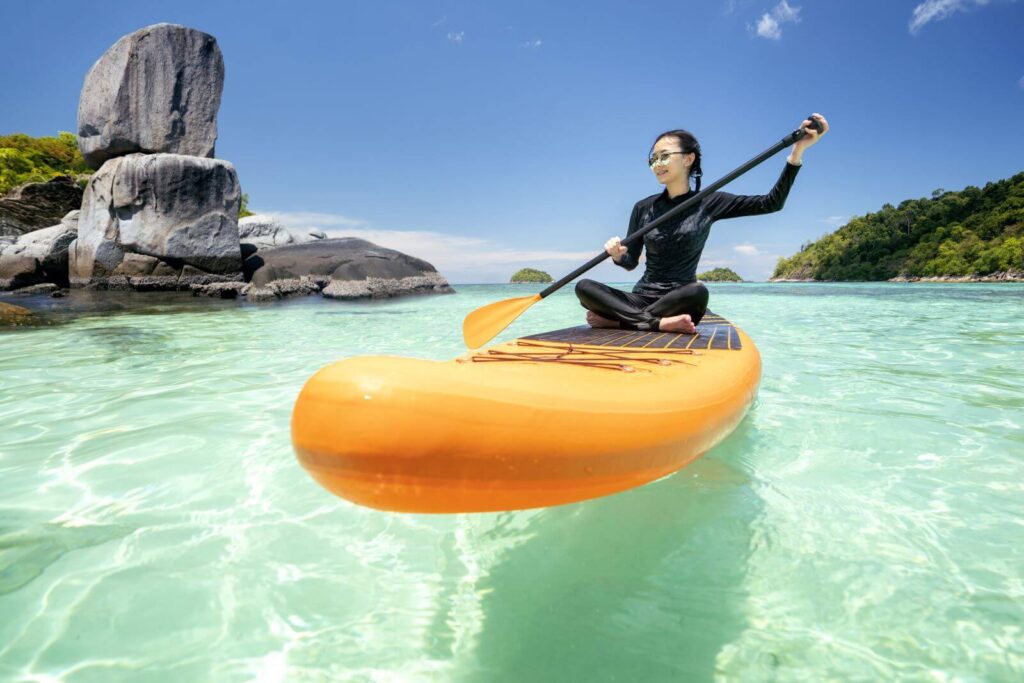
[238,214,327,253]
[70,153,242,290]
[0,222,77,289]
[243,238,454,301]
[77,23,224,170]
[238,215,294,250]
[0,177,84,237]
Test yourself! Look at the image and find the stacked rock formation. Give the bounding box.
[69,23,242,291]
[1,22,455,301]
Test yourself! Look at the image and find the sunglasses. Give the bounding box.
[648,151,689,168]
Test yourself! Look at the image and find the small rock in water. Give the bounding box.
[0,300,33,325]
[12,283,59,296]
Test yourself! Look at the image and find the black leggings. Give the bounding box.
[575,279,709,331]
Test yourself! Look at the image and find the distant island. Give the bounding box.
[697,267,744,282]
[773,171,1023,282]
[511,267,552,283]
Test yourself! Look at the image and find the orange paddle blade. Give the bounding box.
[462,294,542,349]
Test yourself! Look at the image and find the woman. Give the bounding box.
[576,113,829,333]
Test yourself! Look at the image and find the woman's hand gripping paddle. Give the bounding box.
[461,115,826,349]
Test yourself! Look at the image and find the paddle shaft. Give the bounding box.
[538,117,823,298]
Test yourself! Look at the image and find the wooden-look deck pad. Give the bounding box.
[520,312,741,351]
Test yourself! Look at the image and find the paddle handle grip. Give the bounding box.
[784,113,824,146]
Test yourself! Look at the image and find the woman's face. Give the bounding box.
[649,136,694,187]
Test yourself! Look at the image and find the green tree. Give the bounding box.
[772,171,1024,280]
[0,132,91,195]
[239,192,254,219]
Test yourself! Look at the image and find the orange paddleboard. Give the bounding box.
[291,313,760,513]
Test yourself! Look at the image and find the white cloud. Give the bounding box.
[700,244,790,281]
[1019,75,1024,88]
[264,211,365,231]
[447,31,464,45]
[266,211,596,283]
[753,0,802,40]
[733,244,759,255]
[908,0,990,34]
[773,0,801,22]
[821,215,848,227]
[432,16,447,27]
[523,39,542,48]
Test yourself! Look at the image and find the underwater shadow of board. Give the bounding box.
[441,419,765,682]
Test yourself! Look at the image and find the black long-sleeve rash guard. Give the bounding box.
[615,161,801,297]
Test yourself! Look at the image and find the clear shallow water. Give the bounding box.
[1,283,1022,682]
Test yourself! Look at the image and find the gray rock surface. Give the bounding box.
[190,281,247,298]
[296,228,327,243]
[77,23,224,170]
[0,222,78,290]
[11,283,61,296]
[243,238,454,301]
[238,215,295,250]
[0,177,84,237]
[70,153,242,290]
[238,215,328,253]
[321,274,452,300]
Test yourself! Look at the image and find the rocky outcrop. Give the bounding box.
[238,215,295,250]
[0,177,84,237]
[889,271,1024,283]
[69,153,242,290]
[190,281,247,298]
[322,274,453,300]
[238,214,327,252]
[0,222,78,289]
[77,24,224,170]
[299,228,327,242]
[243,237,454,301]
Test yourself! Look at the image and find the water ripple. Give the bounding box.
[0,284,1022,681]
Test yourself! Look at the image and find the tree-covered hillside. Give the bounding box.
[0,132,91,195]
[773,172,1024,280]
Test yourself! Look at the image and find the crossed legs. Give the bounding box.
[575,279,709,333]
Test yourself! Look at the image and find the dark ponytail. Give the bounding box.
[651,129,702,192]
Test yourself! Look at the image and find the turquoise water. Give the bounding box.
[1,283,1022,682]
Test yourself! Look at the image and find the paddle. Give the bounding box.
[462,115,825,349]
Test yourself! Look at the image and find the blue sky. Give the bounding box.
[3,0,1022,282]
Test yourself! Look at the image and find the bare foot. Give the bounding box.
[586,311,620,329]
[658,313,697,334]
